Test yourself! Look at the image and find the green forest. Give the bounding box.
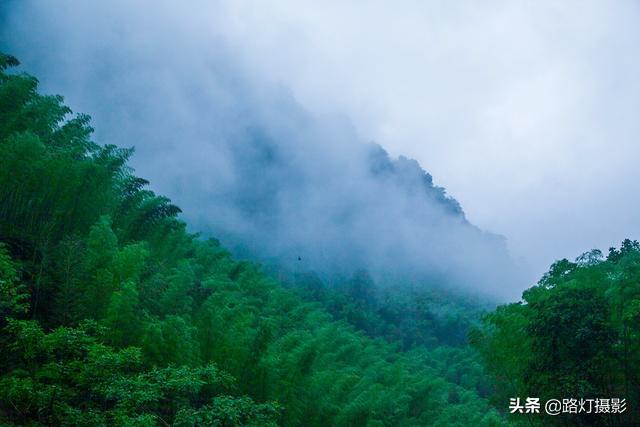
[0,52,637,426]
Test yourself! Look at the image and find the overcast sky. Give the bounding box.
[216,0,640,274]
[3,0,640,284]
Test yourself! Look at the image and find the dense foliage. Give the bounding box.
[473,244,640,425]
[0,53,507,426]
[291,271,488,350]
[4,49,636,426]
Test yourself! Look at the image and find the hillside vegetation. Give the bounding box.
[0,53,503,426]
[2,51,638,426]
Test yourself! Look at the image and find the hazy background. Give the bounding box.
[2,1,638,298]
[214,0,640,274]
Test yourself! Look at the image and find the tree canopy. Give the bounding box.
[0,52,505,426]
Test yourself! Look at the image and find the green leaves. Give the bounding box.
[0,318,274,425]
[0,244,29,317]
[174,396,281,427]
[475,241,640,425]
[0,53,505,426]
[0,53,19,70]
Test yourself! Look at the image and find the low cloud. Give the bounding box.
[1,0,528,298]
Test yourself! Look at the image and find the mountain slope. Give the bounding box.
[0,1,521,298]
[0,53,506,426]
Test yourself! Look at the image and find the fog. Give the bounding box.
[0,0,581,299]
[216,1,640,279]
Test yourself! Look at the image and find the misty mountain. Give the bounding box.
[214,123,517,295]
[0,0,521,297]
[3,3,639,425]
